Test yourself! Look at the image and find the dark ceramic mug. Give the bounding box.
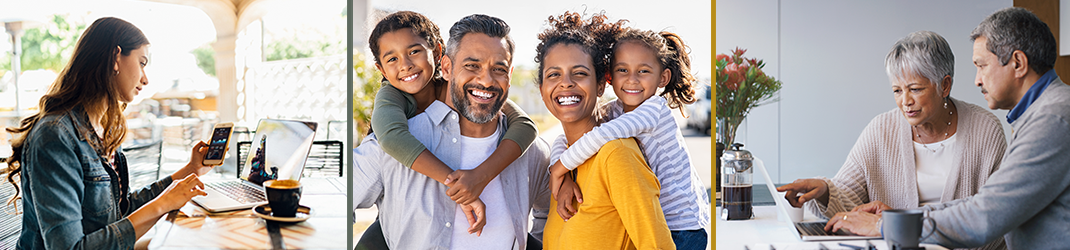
[264,179,302,217]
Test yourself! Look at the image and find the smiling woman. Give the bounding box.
[535,11,675,250]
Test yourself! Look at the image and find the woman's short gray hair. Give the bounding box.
[885,31,955,95]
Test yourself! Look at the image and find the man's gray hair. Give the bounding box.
[885,30,955,94]
[970,7,1057,74]
[445,14,515,61]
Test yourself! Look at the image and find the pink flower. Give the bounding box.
[724,63,745,90]
[732,47,747,58]
[717,54,730,63]
[726,81,739,91]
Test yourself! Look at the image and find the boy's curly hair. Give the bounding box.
[369,11,444,80]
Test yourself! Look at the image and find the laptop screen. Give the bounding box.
[240,119,318,185]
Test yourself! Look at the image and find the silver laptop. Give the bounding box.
[754,159,881,241]
[191,119,318,212]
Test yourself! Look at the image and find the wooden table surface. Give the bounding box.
[149,177,347,249]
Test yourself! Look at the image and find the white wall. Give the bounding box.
[717,0,1013,184]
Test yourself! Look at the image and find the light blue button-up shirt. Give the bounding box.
[353,100,551,250]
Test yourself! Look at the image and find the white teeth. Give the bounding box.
[471,90,493,99]
[401,73,418,82]
[557,96,580,105]
[624,89,642,94]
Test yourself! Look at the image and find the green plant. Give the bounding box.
[716,48,782,145]
[191,43,216,76]
[2,14,85,73]
[353,52,381,145]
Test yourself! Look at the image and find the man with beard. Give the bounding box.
[353,14,551,250]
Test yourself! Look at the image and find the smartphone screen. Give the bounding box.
[205,127,232,160]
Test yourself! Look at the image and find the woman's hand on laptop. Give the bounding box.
[852,200,892,215]
[172,141,215,180]
[154,174,208,212]
[128,174,207,238]
[777,178,830,208]
[826,211,881,236]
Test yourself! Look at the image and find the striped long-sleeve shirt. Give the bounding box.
[550,96,710,231]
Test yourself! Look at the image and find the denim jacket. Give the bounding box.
[17,105,173,250]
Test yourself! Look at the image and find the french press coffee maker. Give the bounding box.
[721,143,753,220]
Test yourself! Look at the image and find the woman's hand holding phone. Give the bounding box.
[173,141,215,180]
[201,122,234,166]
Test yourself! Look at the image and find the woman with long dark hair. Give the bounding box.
[4,17,213,249]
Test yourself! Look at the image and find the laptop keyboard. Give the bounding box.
[206,181,267,204]
[796,222,844,236]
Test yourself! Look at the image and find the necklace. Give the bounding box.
[915,99,955,142]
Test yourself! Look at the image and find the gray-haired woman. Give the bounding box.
[777,31,1007,250]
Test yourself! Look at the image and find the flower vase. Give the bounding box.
[717,116,745,148]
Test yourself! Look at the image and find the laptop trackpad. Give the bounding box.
[192,188,242,207]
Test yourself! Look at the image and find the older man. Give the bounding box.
[831,7,1070,249]
[353,14,551,250]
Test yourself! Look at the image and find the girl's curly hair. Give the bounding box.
[614,28,697,111]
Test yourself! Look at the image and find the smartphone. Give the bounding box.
[202,122,234,166]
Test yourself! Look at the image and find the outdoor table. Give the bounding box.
[148,177,346,249]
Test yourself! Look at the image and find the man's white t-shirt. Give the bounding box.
[450,126,515,249]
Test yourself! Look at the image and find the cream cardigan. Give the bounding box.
[807,98,1007,250]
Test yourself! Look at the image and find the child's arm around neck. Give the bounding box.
[370,82,452,183]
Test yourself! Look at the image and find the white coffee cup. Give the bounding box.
[784,206,803,222]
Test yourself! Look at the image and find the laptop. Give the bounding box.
[753,158,881,241]
[191,119,318,212]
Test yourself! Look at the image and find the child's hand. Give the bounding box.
[548,161,569,198]
[459,198,487,236]
[445,168,491,205]
[555,174,583,221]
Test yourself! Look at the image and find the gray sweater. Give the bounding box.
[920,77,1070,249]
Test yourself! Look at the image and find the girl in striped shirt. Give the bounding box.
[549,27,711,249]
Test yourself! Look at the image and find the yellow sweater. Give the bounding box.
[543,138,675,250]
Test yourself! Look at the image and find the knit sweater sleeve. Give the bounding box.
[807,113,891,218]
[961,99,1007,190]
[947,99,1010,250]
[809,158,871,219]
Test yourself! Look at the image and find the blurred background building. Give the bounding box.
[1,0,347,178]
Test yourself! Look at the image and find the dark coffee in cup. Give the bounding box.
[264,179,302,217]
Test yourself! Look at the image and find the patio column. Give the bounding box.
[214,34,238,122]
[145,0,271,123]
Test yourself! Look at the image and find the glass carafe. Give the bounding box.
[721,143,753,220]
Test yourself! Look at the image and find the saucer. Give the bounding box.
[252,204,313,223]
